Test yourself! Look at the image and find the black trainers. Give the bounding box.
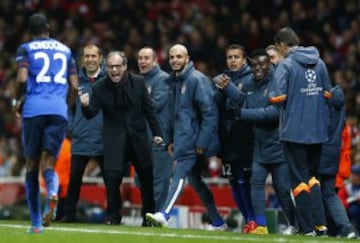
[141,218,152,227]
[315,225,328,237]
[105,218,121,225]
[59,216,76,223]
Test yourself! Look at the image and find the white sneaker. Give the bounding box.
[304,230,316,236]
[145,212,168,227]
[206,223,228,231]
[282,225,298,235]
[346,231,357,239]
[337,230,357,239]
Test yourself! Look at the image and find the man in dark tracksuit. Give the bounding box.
[61,44,106,223]
[213,44,256,232]
[318,85,357,238]
[146,44,226,230]
[80,51,164,226]
[269,27,331,235]
[137,47,173,211]
[216,49,296,234]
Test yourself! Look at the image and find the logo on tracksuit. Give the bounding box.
[301,69,322,96]
[305,69,316,82]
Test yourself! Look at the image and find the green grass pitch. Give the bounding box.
[0,220,358,243]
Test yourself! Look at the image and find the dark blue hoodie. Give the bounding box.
[269,46,331,144]
[220,68,285,164]
[318,85,346,175]
[168,61,219,160]
[213,64,254,162]
[142,65,171,144]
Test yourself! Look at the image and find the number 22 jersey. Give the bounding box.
[15,37,77,119]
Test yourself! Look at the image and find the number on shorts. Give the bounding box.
[222,164,232,176]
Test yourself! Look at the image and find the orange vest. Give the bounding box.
[55,137,71,198]
[336,121,352,190]
[40,137,71,198]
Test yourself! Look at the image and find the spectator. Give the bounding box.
[60,44,107,223]
[13,13,78,233]
[79,51,164,226]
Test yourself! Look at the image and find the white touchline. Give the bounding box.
[1,223,328,243]
[0,223,290,242]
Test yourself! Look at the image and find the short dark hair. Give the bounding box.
[274,27,299,47]
[250,49,268,58]
[226,44,247,57]
[28,13,49,35]
[82,44,103,57]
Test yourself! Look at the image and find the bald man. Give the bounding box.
[137,47,172,211]
[146,44,227,230]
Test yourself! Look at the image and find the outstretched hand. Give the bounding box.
[215,74,230,89]
[78,86,90,107]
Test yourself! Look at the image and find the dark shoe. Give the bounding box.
[59,216,76,223]
[315,225,328,237]
[141,218,152,227]
[105,219,121,225]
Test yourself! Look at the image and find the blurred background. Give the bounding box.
[0,0,360,231]
[1,0,360,177]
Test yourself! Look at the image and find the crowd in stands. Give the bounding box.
[0,0,360,182]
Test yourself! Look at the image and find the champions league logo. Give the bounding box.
[301,69,322,96]
[305,69,316,83]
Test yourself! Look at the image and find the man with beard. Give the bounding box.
[146,44,226,230]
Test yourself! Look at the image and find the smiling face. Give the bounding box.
[168,44,189,74]
[250,55,271,80]
[137,47,157,74]
[83,45,102,76]
[106,52,127,83]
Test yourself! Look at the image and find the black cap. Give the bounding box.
[28,13,49,35]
